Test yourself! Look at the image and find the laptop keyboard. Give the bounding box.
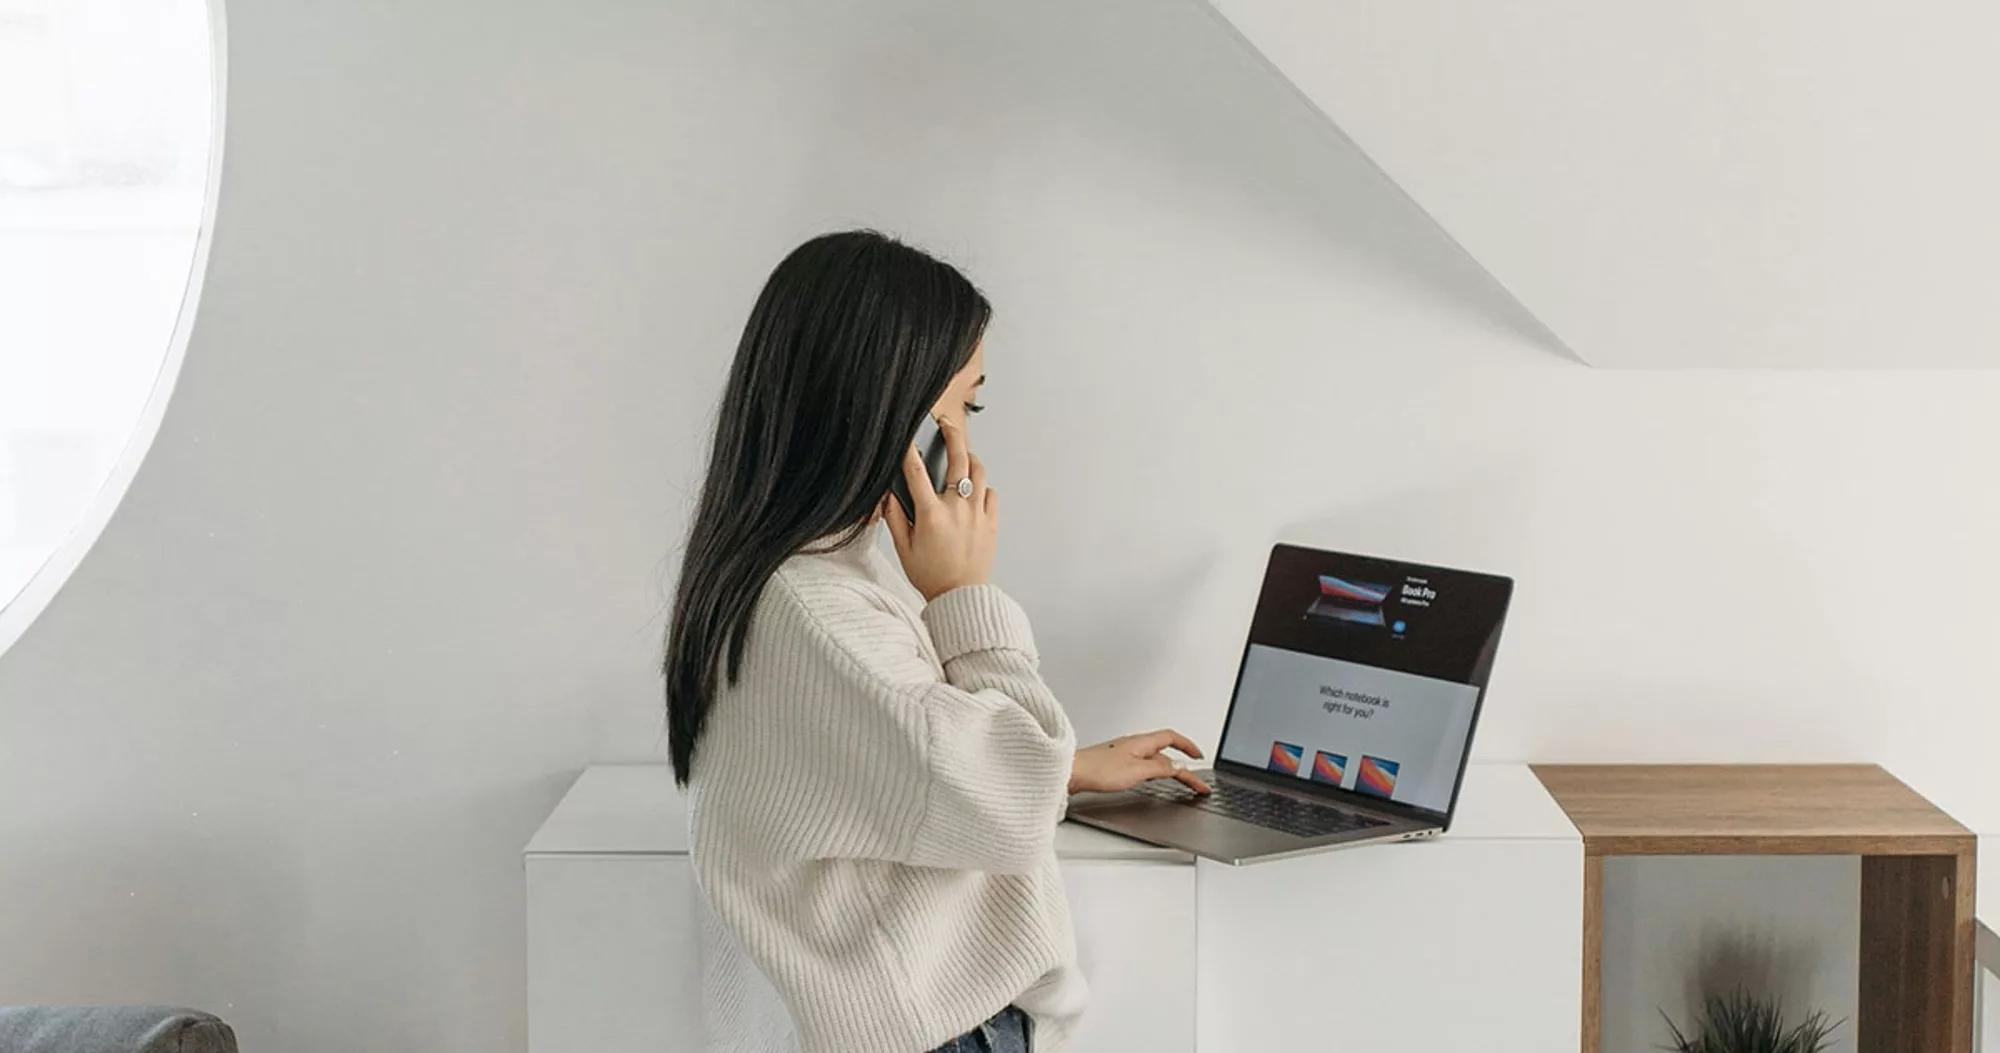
[1131,776,1390,840]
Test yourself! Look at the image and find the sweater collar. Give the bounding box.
[800,522,881,568]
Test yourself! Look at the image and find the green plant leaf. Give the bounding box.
[1657,989,1842,1053]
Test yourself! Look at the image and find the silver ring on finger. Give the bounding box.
[954,477,975,499]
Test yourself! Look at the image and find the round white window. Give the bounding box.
[0,0,218,648]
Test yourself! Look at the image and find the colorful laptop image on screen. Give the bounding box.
[1268,741,1304,776]
[1357,756,1400,799]
[1307,575,1392,627]
[1311,751,1347,786]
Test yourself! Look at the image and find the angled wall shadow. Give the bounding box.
[775,0,1578,363]
[1184,0,1584,364]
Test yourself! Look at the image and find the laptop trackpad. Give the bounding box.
[1070,794,1309,859]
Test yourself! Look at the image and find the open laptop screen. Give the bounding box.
[1215,546,1513,818]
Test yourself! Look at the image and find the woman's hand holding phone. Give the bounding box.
[882,418,1208,799]
[883,416,996,602]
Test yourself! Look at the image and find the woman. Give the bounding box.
[665,230,1207,1053]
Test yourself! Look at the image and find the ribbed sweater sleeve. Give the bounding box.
[910,585,1076,872]
[761,574,1076,875]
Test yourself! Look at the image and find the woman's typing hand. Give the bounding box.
[1068,730,1211,795]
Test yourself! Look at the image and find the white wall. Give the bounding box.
[1204,0,2000,367]
[0,1,1993,1051]
[1604,858,1859,1050]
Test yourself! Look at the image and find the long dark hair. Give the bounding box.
[664,231,991,784]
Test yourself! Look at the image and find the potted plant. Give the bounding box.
[1661,989,1840,1053]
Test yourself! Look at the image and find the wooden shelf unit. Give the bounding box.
[1532,764,1976,1053]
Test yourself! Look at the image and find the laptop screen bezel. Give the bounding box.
[1208,543,1514,829]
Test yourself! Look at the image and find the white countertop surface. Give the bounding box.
[525,762,1577,860]
[525,764,688,856]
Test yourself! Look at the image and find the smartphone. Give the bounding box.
[889,415,950,524]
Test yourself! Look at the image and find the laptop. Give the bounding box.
[1067,544,1514,865]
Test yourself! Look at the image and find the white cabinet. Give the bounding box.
[525,765,1580,1053]
[1196,765,1583,1052]
[1056,825,1198,1053]
[526,855,704,1053]
[524,767,705,1053]
[524,768,1200,1053]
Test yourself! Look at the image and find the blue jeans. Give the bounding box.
[930,1006,1031,1053]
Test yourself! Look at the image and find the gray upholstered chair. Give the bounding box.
[0,1006,237,1053]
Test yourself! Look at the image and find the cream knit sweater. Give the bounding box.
[687,531,1085,1053]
